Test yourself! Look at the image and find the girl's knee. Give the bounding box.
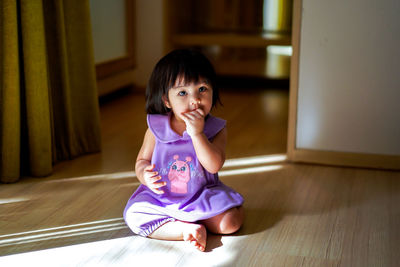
[219,207,244,234]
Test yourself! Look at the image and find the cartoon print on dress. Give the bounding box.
[167,155,193,194]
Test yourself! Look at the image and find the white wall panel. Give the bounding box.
[296,0,400,155]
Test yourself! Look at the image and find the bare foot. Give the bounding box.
[182,223,207,252]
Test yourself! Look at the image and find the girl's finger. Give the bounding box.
[195,108,205,117]
[181,113,190,122]
[192,111,203,119]
[153,181,167,188]
[144,164,155,171]
[150,175,162,183]
[183,112,195,121]
[146,171,158,178]
[152,188,165,194]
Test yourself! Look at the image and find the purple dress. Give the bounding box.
[123,113,244,236]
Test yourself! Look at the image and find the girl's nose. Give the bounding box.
[190,97,201,106]
[191,99,200,105]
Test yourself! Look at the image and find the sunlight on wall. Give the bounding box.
[263,0,292,32]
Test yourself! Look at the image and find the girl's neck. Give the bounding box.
[169,113,186,136]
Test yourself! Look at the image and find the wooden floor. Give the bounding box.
[0,87,399,267]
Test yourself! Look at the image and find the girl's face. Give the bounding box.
[164,76,213,122]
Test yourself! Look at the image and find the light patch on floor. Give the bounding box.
[0,218,127,248]
[0,234,249,267]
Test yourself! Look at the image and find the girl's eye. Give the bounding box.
[178,91,187,96]
[199,86,207,92]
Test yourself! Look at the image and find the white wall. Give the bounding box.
[296,0,400,155]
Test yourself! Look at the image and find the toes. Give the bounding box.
[185,234,205,252]
[183,232,194,242]
[197,244,205,252]
[182,223,207,252]
[190,240,205,252]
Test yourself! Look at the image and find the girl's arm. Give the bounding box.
[181,108,226,173]
[190,128,227,174]
[135,128,166,194]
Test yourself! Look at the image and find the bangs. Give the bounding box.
[164,51,214,90]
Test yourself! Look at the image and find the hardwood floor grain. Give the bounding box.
[0,87,399,267]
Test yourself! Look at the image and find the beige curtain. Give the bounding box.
[0,0,101,183]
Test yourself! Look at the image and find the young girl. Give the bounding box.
[124,49,244,252]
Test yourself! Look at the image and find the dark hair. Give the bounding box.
[145,49,221,114]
